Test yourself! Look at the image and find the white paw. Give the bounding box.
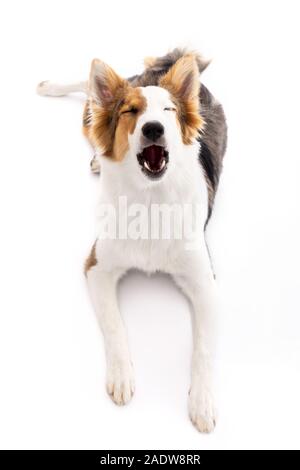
[188,385,216,433]
[106,358,135,406]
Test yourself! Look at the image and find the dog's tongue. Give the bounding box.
[142,145,164,170]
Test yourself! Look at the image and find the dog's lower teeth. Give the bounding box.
[143,160,166,173]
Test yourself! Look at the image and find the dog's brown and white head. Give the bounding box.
[86,55,203,184]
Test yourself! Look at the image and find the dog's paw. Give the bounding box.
[106,358,135,406]
[90,155,101,174]
[188,385,216,433]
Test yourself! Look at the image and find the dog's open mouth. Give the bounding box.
[137,145,169,179]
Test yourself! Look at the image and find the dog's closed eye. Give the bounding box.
[121,107,139,115]
[164,107,176,112]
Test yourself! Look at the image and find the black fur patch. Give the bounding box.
[198,138,218,227]
[198,139,218,191]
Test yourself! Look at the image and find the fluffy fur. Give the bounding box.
[85,49,227,217]
[37,49,227,433]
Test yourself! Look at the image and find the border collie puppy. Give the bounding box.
[37,49,227,433]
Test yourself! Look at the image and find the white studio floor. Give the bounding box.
[0,0,300,449]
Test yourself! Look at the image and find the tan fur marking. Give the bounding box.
[84,241,97,276]
[113,88,146,161]
[143,56,157,68]
[89,86,146,161]
[82,125,90,138]
[159,55,203,144]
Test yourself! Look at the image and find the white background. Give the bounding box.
[0,0,299,450]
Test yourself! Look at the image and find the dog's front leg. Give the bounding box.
[86,260,134,405]
[174,246,218,433]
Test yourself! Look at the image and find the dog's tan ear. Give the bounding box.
[89,59,126,106]
[159,55,200,102]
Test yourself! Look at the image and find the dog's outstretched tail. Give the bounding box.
[36,80,88,97]
[36,49,209,98]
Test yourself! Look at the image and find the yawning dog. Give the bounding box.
[37,49,227,433]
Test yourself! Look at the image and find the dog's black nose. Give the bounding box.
[142,121,164,142]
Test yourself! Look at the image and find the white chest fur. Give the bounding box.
[95,143,208,275]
